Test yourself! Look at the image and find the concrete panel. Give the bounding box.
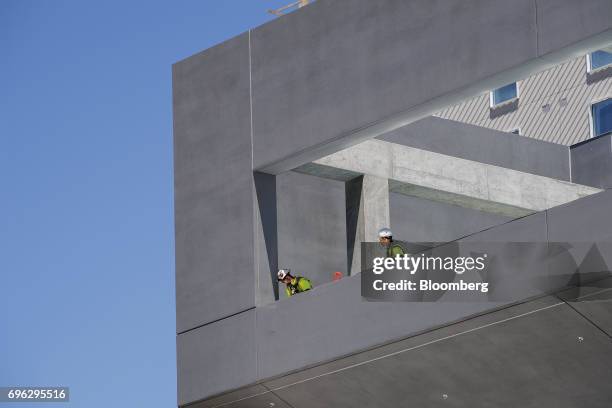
[270,299,612,408]
[312,139,600,216]
[570,133,612,189]
[485,166,597,210]
[346,175,390,275]
[186,384,292,408]
[255,274,507,381]
[379,117,570,180]
[546,189,612,242]
[204,294,612,407]
[390,192,512,243]
[254,172,278,305]
[173,34,256,332]
[546,189,612,286]
[276,172,348,290]
[557,277,612,337]
[177,311,257,406]
[250,0,539,172]
[536,0,612,57]
[458,212,557,301]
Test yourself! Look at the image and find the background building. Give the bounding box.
[437,49,612,145]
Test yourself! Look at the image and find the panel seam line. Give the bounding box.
[177,307,255,335]
[209,302,564,407]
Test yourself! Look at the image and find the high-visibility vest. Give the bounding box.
[386,242,405,258]
[285,276,312,297]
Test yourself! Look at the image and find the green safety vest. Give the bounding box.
[386,242,405,258]
[285,276,313,297]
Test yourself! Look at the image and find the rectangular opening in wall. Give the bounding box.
[588,47,612,72]
[591,98,612,138]
[490,82,518,107]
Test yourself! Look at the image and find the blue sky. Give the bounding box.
[0,1,292,406]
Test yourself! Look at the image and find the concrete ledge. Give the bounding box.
[570,133,612,189]
[181,190,612,405]
[378,117,571,180]
[305,139,600,216]
[249,0,612,173]
[198,294,612,408]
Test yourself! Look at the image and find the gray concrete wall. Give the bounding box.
[173,0,612,331]
[389,192,512,243]
[195,293,612,408]
[379,117,571,180]
[180,189,612,405]
[177,310,257,406]
[174,0,612,404]
[277,172,348,292]
[250,0,612,173]
[311,139,599,217]
[173,34,255,333]
[571,133,612,189]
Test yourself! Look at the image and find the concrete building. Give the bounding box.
[172,1,612,406]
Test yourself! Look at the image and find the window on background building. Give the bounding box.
[490,83,518,107]
[591,98,612,138]
[588,48,612,72]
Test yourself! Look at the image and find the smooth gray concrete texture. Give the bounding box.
[182,191,612,405]
[388,180,534,218]
[536,0,612,57]
[379,116,570,180]
[194,294,612,408]
[177,310,257,406]
[458,212,558,302]
[570,133,612,189]
[461,211,547,243]
[546,189,612,287]
[546,189,612,242]
[254,172,278,306]
[557,277,612,337]
[345,177,362,276]
[186,385,290,408]
[247,0,612,174]
[276,172,348,290]
[250,0,536,173]
[346,175,390,275]
[271,299,612,408]
[389,192,512,243]
[310,139,600,217]
[174,33,256,332]
[254,274,503,382]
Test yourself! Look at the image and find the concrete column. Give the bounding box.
[254,172,278,306]
[346,175,390,275]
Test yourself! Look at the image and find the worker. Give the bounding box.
[277,269,312,297]
[378,227,405,258]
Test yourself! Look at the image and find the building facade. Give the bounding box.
[437,48,612,145]
[172,1,612,406]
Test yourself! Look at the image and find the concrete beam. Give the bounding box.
[378,117,571,181]
[346,175,390,275]
[299,139,601,217]
[250,0,612,173]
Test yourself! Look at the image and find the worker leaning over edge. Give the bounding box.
[277,269,313,298]
[378,227,405,258]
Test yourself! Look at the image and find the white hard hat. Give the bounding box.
[277,269,290,280]
[378,227,393,238]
